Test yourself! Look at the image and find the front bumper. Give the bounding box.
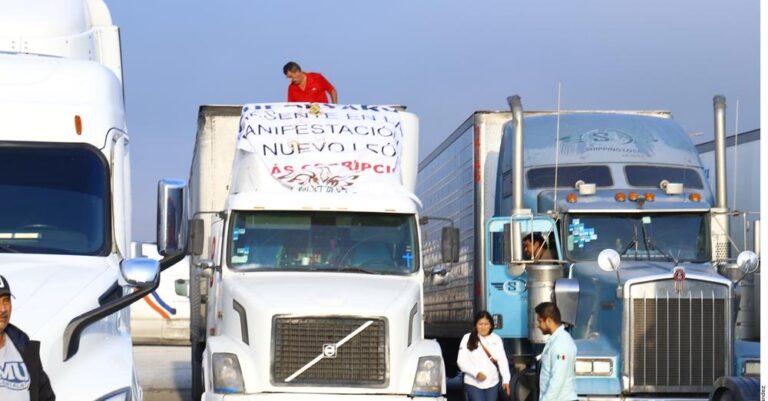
[578,397,708,401]
[203,393,445,401]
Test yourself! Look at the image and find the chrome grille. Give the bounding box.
[629,281,729,393]
[272,316,387,387]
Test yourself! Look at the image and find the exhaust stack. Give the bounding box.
[507,95,525,214]
[711,95,730,264]
[713,95,728,209]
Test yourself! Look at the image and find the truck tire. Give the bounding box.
[710,376,760,401]
[510,374,533,401]
[191,339,205,401]
[713,390,736,401]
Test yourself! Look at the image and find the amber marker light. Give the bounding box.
[689,192,702,202]
[74,115,82,135]
[644,192,655,202]
[615,192,626,202]
[628,191,639,202]
[567,193,578,203]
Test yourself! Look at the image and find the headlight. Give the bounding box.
[743,360,760,377]
[575,358,613,376]
[213,353,245,394]
[95,387,131,401]
[411,356,443,397]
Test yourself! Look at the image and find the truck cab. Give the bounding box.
[0,1,189,399]
[490,99,760,400]
[187,103,445,400]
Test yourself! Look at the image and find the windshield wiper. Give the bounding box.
[639,220,678,264]
[0,244,19,253]
[332,266,378,275]
[619,225,640,261]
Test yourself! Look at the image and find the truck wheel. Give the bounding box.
[712,389,736,401]
[191,340,204,401]
[510,374,533,401]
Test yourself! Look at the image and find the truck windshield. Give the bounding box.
[228,211,419,275]
[0,145,110,255]
[565,213,709,263]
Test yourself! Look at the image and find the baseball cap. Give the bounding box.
[0,275,12,298]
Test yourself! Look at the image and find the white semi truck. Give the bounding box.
[184,103,446,400]
[0,1,189,400]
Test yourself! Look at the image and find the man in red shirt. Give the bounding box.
[284,61,337,104]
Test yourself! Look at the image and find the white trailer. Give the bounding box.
[184,104,446,401]
[0,1,189,400]
[130,242,191,345]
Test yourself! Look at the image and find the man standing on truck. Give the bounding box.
[535,302,576,401]
[0,275,56,401]
[284,61,338,104]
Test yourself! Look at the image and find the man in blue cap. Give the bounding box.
[0,274,55,401]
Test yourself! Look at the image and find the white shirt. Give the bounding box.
[0,334,31,401]
[539,325,577,401]
[457,332,511,389]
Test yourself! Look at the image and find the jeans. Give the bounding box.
[464,383,499,401]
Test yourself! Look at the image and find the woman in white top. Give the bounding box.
[457,311,511,401]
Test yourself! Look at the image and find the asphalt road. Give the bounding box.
[134,345,192,401]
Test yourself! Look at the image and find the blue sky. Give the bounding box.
[106,0,760,241]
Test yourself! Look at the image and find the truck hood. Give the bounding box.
[226,272,421,316]
[571,259,724,286]
[0,254,114,337]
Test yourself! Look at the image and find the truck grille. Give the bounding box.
[629,281,728,393]
[272,316,388,387]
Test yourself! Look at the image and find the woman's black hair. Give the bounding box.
[467,310,494,351]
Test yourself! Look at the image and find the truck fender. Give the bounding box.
[402,339,446,394]
[709,376,760,401]
[202,335,255,393]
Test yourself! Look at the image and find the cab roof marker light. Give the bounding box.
[689,192,702,202]
[566,193,577,203]
[74,115,82,135]
[614,192,626,202]
[628,191,639,202]
[644,192,655,202]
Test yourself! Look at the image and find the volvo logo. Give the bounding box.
[322,343,337,358]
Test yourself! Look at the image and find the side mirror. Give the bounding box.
[189,218,205,257]
[157,179,188,257]
[441,227,460,263]
[598,249,623,298]
[597,249,621,272]
[737,251,759,275]
[430,265,449,286]
[120,258,160,289]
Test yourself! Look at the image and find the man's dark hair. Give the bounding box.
[523,232,545,244]
[283,61,301,75]
[535,302,561,324]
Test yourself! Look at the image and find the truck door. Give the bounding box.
[484,215,562,338]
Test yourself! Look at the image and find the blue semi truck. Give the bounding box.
[417,96,760,400]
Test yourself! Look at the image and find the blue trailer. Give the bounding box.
[417,96,759,400]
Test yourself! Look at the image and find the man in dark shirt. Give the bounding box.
[284,61,337,104]
[0,275,55,401]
